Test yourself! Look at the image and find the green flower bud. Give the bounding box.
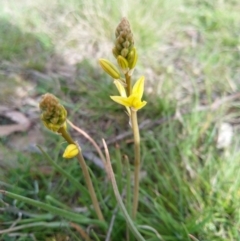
[99,59,121,79]
[127,47,138,70]
[117,55,129,73]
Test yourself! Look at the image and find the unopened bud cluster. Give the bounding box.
[113,17,134,59]
[99,18,138,81]
[39,93,67,132]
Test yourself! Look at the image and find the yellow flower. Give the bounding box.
[113,80,130,114]
[63,144,79,159]
[110,76,147,111]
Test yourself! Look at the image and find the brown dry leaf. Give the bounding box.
[0,109,31,137]
[9,125,44,152]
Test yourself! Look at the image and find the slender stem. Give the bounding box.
[58,126,104,221]
[58,126,75,144]
[77,151,104,221]
[125,70,141,219]
[130,110,141,219]
[125,73,132,96]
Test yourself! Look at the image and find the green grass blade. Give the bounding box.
[0,190,105,227]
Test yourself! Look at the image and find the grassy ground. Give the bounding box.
[0,0,240,240]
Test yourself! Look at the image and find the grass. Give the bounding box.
[0,0,240,240]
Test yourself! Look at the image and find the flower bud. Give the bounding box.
[39,93,67,132]
[99,59,121,79]
[121,48,129,58]
[112,47,119,58]
[114,18,134,59]
[127,47,138,70]
[117,55,129,74]
[63,144,79,159]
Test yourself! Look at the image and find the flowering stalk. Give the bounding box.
[59,127,104,221]
[76,149,105,222]
[130,110,140,219]
[125,73,132,96]
[99,18,147,220]
[39,93,104,221]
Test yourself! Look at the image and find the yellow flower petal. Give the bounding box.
[63,144,79,159]
[110,96,132,107]
[114,80,127,97]
[132,76,145,98]
[127,94,139,106]
[128,94,147,110]
[111,95,147,111]
[132,100,147,111]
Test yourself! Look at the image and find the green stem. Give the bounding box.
[125,73,132,96]
[131,110,141,219]
[58,127,104,221]
[77,151,105,221]
[58,126,75,144]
